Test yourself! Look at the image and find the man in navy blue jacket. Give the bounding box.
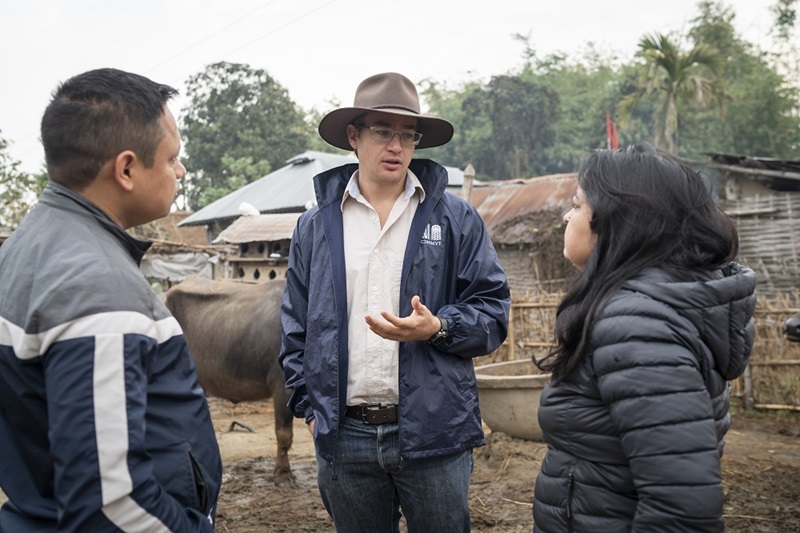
[0,68,222,532]
[280,72,511,532]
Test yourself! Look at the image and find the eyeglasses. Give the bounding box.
[357,125,423,146]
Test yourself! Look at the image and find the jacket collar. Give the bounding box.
[39,182,152,264]
[340,167,426,211]
[314,158,448,210]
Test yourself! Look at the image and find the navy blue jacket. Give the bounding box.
[0,184,222,532]
[280,159,511,461]
[533,264,757,533]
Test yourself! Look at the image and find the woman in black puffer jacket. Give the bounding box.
[533,143,756,532]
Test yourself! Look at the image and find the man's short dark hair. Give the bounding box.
[41,68,178,189]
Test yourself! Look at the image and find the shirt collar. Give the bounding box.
[340,168,426,211]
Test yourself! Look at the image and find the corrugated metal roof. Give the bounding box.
[703,152,800,174]
[180,151,356,226]
[470,173,577,240]
[179,151,466,226]
[200,172,577,246]
[213,212,301,244]
[697,152,800,192]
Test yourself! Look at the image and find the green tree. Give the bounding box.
[468,75,559,179]
[195,155,271,208]
[423,43,635,178]
[679,1,800,158]
[529,46,640,171]
[181,62,310,209]
[768,0,799,109]
[0,132,46,229]
[423,74,559,180]
[617,33,726,155]
[418,78,481,174]
[421,9,798,176]
[770,0,798,41]
[303,100,347,154]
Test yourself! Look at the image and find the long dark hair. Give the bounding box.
[537,143,739,381]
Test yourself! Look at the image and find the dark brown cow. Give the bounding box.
[165,276,294,485]
[785,315,800,342]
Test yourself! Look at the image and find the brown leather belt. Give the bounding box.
[345,404,398,425]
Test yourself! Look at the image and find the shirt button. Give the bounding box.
[372,286,378,291]
[374,249,379,254]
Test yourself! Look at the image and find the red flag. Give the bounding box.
[606,113,619,149]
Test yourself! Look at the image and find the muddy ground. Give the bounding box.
[209,398,800,533]
[0,398,796,531]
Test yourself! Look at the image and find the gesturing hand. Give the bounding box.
[364,295,440,342]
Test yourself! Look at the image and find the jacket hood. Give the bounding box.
[622,263,757,380]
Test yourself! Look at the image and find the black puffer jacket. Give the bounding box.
[533,263,756,533]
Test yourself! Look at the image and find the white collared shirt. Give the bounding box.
[341,169,425,406]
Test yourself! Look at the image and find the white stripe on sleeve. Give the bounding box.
[2,312,182,361]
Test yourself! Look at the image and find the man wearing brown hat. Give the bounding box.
[280,72,510,532]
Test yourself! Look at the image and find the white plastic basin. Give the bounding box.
[475,359,551,441]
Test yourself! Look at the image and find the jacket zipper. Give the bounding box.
[566,471,575,533]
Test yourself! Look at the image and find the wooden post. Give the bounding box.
[507,304,515,361]
[742,364,754,410]
[462,164,475,204]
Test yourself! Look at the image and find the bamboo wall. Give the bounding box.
[722,192,800,298]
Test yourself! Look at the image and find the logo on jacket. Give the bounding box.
[421,224,443,246]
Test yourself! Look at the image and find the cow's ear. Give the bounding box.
[112,151,137,192]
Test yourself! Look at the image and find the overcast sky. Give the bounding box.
[1,0,780,174]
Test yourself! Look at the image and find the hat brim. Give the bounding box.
[318,107,454,151]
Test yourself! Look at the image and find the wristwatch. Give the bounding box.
[428,317,449,346]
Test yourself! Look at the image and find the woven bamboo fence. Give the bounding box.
[478,292,800,412]
[722,192,800,298]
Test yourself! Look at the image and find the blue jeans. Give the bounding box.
[316,415,473,533]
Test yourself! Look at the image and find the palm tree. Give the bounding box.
[617,33,726,155]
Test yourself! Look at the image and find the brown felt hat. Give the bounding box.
[318,72,454,151]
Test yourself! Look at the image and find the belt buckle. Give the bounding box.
[362,403,395,424]
[362,404,383,424]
